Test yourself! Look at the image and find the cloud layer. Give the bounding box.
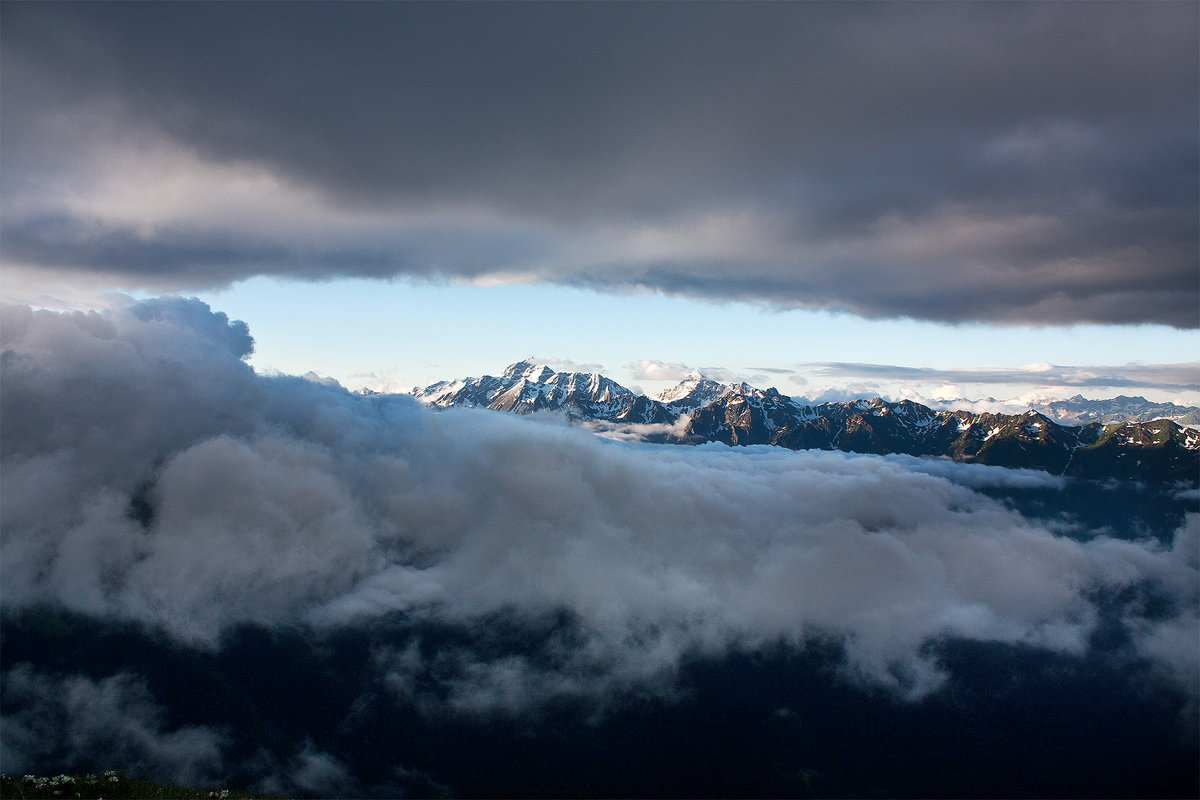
[2,299,1197,717]
[1,667,227,786]
[3,3,1196,326]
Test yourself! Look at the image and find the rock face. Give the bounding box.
[413,361,1200,483]
[413,359,674,424]
[685,391,1199,483]
[652,375,729,416]
[685,384,815,447]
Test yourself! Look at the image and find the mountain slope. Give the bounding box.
[1067,419,1200,481]
[686,392,1196,483]
[653,376,728,416]
[413,359,674,424]
[685,383,814,446]
[412,362,1199,484]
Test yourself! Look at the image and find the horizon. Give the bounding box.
[3,2,1198,410]
[9,283,1197,406]
[380,350,1200,412]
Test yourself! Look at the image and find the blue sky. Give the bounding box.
[3,2,1197,406]
[191,276,1199,406]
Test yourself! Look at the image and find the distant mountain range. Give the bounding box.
[1030,394,1200,426]
[399,360,1200,484]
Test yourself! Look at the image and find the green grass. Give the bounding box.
[0,772,281,800]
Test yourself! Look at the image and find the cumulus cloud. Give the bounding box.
[2,299,1197,717]
[2,3,1195,326]
[629,359,699,382]
[629,359,739,383]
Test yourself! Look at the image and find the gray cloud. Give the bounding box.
[0,665,363,796]
[1,299,1196,712]
[875,454,1067,492]
[806,361,1200,393]
[249,742,357,799]
[0,666,227,784]
[0,214,555,292]
[2,3,1195,326]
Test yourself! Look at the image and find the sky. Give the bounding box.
[1,1,1198,404]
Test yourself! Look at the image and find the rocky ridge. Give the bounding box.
[408,361,1200,483]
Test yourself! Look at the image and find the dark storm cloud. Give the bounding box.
[0,214,553,291]
[0,217,292,282]
[2,299,1197,711]
[2,2,1196,325]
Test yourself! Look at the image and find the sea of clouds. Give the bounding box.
[2,298,1197,789]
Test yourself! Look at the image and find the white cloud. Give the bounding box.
[579,417,692,443]
[526,356,606,374]
[629,359,699,382]
[1,299,1196,715]
[629,359,742,383]
[343,367,414,395]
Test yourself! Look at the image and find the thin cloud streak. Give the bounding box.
[805,361,1200,393]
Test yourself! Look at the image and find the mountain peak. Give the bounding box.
[503,359,556,383]
[411,360,1197,483]
[654,376,728,413]
[416,359,673,424]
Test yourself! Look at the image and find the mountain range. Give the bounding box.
[1030,394,1200,426]
[412,360,675,423]
[403,360,1200,484]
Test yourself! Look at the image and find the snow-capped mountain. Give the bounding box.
[412,359,674,424]
[410,361,1200,483]
[1031,395,1200,426]
[685,383,815,446]
[685,392,1199,482]
[652,375,728,415]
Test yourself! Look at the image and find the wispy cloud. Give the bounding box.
[629,359,741,383]
[805,361,1200,393]
[526,356,606,375]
